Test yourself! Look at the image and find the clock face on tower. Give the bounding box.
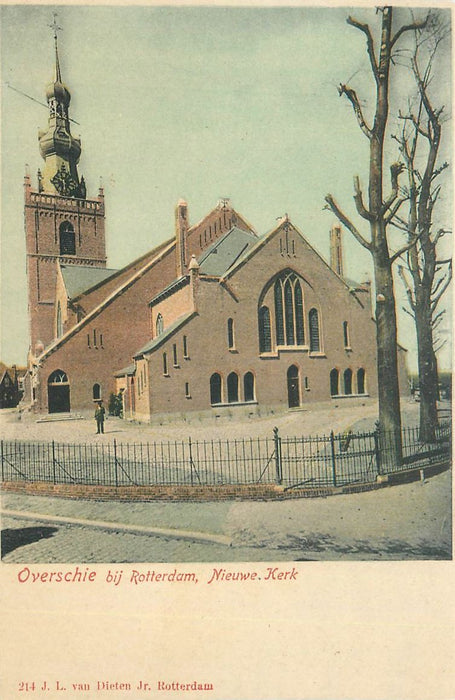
[51,164,79,197]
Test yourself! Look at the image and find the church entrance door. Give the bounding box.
[48,370,71,413]
[287,365,300,408]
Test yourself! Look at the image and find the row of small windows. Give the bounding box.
[87,329,103,348]
[330,368,366,396]
[210,372,255,405]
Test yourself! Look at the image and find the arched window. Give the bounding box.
[330,369,339,396]
[210,373,222,405]
[92,383,101,400]
[258,306,271,353]
[309,308,320,352]
[357,368,366,394]
[156,314,164,336]
[343,321,350,348]
[274,280,285,345]
[274,273,305,346]
[344,368,353,395]
[57,301,63,338]
[59,221,75,256]
[163,352,168,375]
[227,372,239,403]
[295,282,304,345]
[244,372,255,402]
[227,318,235,349]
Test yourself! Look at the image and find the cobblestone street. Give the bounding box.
[2,466,451,562]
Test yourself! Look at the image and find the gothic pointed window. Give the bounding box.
[330,369,339,396]
[309,308,320,352]
[227,372,239,403]
[156,313,164,336]
[59,221,75,255]
[295,282,304,345]
[258,306,271,353]
[273,272,305,347]
[244,372,255,402]
[227,318,235,349]
[344,368,353,395]
[210,373,222,405]
[357,368,366,394]
[284,279,295,345]
[274,279,285,345]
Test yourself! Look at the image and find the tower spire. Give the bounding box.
[38,14,84,198]
[49,12,63,83]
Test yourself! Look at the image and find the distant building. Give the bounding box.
[0,363,27,409]
[23,29,408,420]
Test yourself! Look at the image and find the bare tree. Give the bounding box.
[325,6,428,464]
[393,13,451,442]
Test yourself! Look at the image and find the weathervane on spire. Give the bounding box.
[48,12,62,42]
[48,12,63,82]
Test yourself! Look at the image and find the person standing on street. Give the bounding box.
[95,401,105,434]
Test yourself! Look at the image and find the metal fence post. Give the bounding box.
[113,439,119,487]
[330,431,337,487]
[1,440,4,482]
[189,437,194,486]
[373,421,381,476]
[273,427,282,485]
[52,440,56,484]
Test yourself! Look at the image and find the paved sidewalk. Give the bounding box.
[2,468,451,562]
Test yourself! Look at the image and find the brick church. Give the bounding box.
[23,30,408,421]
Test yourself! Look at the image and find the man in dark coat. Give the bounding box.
[95,401,106,434]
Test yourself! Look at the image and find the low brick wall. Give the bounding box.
[1,479,385,501]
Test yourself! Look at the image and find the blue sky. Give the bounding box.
[1,4,452,369]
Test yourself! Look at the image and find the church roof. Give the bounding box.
[198,227,257,277]
[134,311,196,358]
[60,265,118,300]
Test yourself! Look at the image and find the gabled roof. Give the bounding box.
[198,226,258,277]
[60,265,118,300]
[133,311,196,358]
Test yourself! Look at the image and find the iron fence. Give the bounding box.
[1,421,451,490]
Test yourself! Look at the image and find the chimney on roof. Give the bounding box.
[175,199,189,278]
[330,222,344,277]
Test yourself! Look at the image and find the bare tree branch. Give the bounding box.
[346,16,379,81]
[402,305,416,320]
[391,14,429,48]
[398,264,416,310]
[353,176,373,220]
[390,234,421,264]
[324,194,372,250]
[382,162,405,214]
[431,265,452,311]
[385,196,406,225]
[338,84,373,139]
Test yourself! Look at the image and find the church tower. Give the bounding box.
[25,16,106,358]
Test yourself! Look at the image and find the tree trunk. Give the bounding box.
[373,229,402,463]
[415,285,439,442]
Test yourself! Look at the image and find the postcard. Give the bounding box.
[1,2,453,698]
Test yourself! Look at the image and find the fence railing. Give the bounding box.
[0,421,451,491]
